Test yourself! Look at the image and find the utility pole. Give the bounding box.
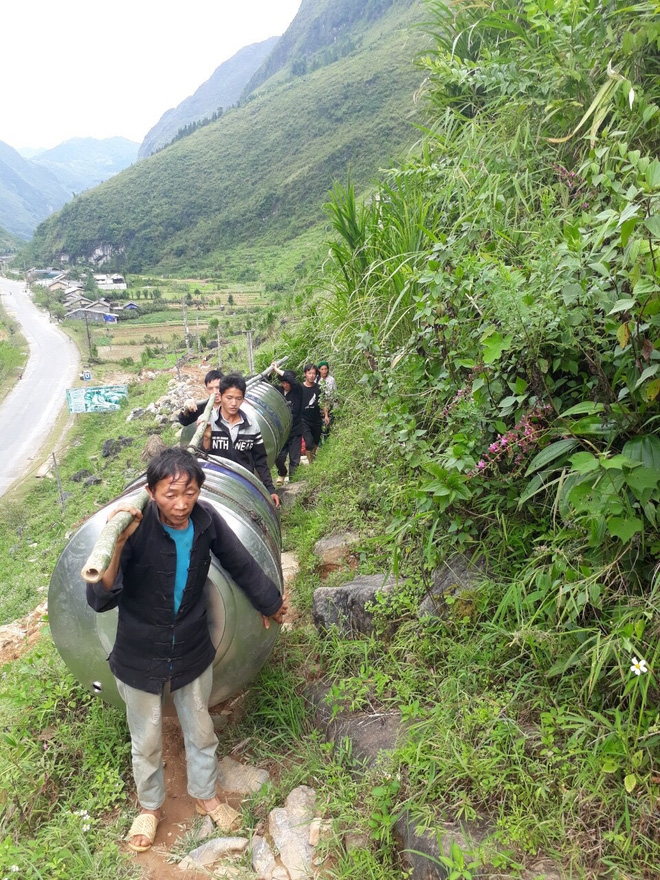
[52,453,66,512]
[196,314,201,353]
[84,310,93,359]
[246,329,254,374]
[182,300,190,352]
[217,328,222,371]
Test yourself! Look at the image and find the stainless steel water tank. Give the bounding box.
[49,382,289,710]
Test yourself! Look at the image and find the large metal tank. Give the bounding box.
[49,377,290,711]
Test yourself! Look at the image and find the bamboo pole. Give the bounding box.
[80,488,150,583]
[187,393,215,451]
[246,356,288,387]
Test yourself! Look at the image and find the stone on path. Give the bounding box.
[252,835,277,878]
[313,532,360,574]
[177,836,249,869]
[217,756,270,794]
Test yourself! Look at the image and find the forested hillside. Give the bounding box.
[25,0,423,274]
[138,37,280,159]
[0,225,23,254]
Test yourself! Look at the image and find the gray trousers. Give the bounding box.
[116,664,218,810]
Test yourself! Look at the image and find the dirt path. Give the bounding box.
[128,715,246,879]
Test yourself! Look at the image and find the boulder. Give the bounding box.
[312,573,401,637]
[217,756,270,794]
[307,683,404,765]
[418,554,487,619]
[70,469,92,482]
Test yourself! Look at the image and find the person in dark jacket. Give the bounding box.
[201,373,280,508]
[87,448,285,852]
[270,363,303,485]
[301,363,327,464]
[177,369,223,427]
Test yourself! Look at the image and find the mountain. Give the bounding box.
[0,141,71,239]
[25,0,425,274]
[0,137,139,239]
[139,37,280,160]
[0,224,24,255]
[32,137,140,194]
[243,0,401,95]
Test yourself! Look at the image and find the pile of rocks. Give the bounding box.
[125,374,203,429]
[177,758,330,879]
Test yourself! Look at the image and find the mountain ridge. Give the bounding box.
[138,37,280,159]
[25,0,425,274]
[0,137,139,239]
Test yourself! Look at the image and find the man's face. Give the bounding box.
[149,472,200,529]
[206,379,221,405]
[304,367,317,384]
[219,386,244,420]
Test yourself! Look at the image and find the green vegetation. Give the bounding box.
[22,0,424,276]
[0,643,136,879]
[0,225,24,255]
[0,300,28,403]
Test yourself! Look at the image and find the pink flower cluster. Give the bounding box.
[468,404,553,478]
[553,164,591,210]
[441,367,484,419]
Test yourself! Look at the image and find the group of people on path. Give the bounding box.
[85,360,337,853]
[176,361,339,501]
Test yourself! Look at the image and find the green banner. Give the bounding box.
[66,385,129,414]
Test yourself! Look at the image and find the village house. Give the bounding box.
[94,273,127,291]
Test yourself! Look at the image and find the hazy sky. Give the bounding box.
[0,0,302,151]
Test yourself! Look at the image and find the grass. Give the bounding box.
[0,300,28,404]
[0,368,657,878]
[0,640,138,880]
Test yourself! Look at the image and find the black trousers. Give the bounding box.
[275,433,302,477]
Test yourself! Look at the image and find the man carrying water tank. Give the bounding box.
[202,372,280,508]
[86,448,285,852]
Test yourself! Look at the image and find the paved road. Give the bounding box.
[0,276,80,496]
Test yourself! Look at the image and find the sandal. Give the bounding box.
[195,801,241,831]
[126,812,160,852]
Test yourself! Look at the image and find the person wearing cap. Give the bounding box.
[270,363,303,485]
[316,361,338,442]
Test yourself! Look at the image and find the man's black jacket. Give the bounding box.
[206,409,276,493]
[86,499,282,694]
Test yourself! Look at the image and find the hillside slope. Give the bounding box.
[139,37,280,159]
[32,137,139,194]
[26,0,424,274]
[243,0,400,94]
[0,141,70,239]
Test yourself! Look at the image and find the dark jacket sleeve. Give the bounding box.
[207,506,282,616]
[252,436,276,494]
[178,401,206,427]
[85,542,131,611]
